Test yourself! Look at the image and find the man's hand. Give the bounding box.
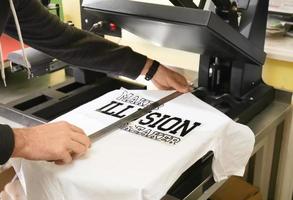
[12,121,91,165]
[141,59,190,93]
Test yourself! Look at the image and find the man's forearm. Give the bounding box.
[11,128,26,159]
[5,0,147,79]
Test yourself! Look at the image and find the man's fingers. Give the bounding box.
[152,79,172,90]
[69,124,86,135]
[170,79,189,93]
[55,160,65,165]
[152,65,190,92]
[60,152,72,164]
[68,141,87,157]
[54,152,73,165]
[170,73,190,93]
[70,132,91,148]
[67,123,91,148]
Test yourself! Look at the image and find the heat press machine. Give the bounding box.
[0,0,277,199]
[81,0,274,124]
[7,47,67,76]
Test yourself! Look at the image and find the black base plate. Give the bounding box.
[6,76,146,122]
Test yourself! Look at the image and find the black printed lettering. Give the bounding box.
[139,112,161,125]
[116,91,134,102]
[98,101,135,118]
[129,96,139,104]
[98,101,123,114]
[170,121,201,137]
[116,90,153,107]
[112,105,135,118]
[148,114,170,128]
[136,98,152,107]
[157,117,182,132]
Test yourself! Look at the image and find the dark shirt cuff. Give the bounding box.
[0,125,15,165]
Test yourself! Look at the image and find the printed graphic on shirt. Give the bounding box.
[116,90,154,107]
[96,90,201,145]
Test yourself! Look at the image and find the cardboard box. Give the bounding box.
[210,176,262,200]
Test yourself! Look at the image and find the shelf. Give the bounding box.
[269,7,293,15]
[265,36,293,63]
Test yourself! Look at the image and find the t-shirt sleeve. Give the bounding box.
[212,122,255,182]
[0,124,15,165]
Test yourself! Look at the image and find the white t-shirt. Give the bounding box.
[12,89,255,200]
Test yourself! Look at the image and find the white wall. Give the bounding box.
[62,0,82,28]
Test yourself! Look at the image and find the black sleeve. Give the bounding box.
[0,125,15,165]
[4,0,147,79]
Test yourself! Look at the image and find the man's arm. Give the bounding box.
[0,125,14,165]
[12,121,91,165]
[5,0,146,79]
[5,0,190,92]
[0,122,91,165]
